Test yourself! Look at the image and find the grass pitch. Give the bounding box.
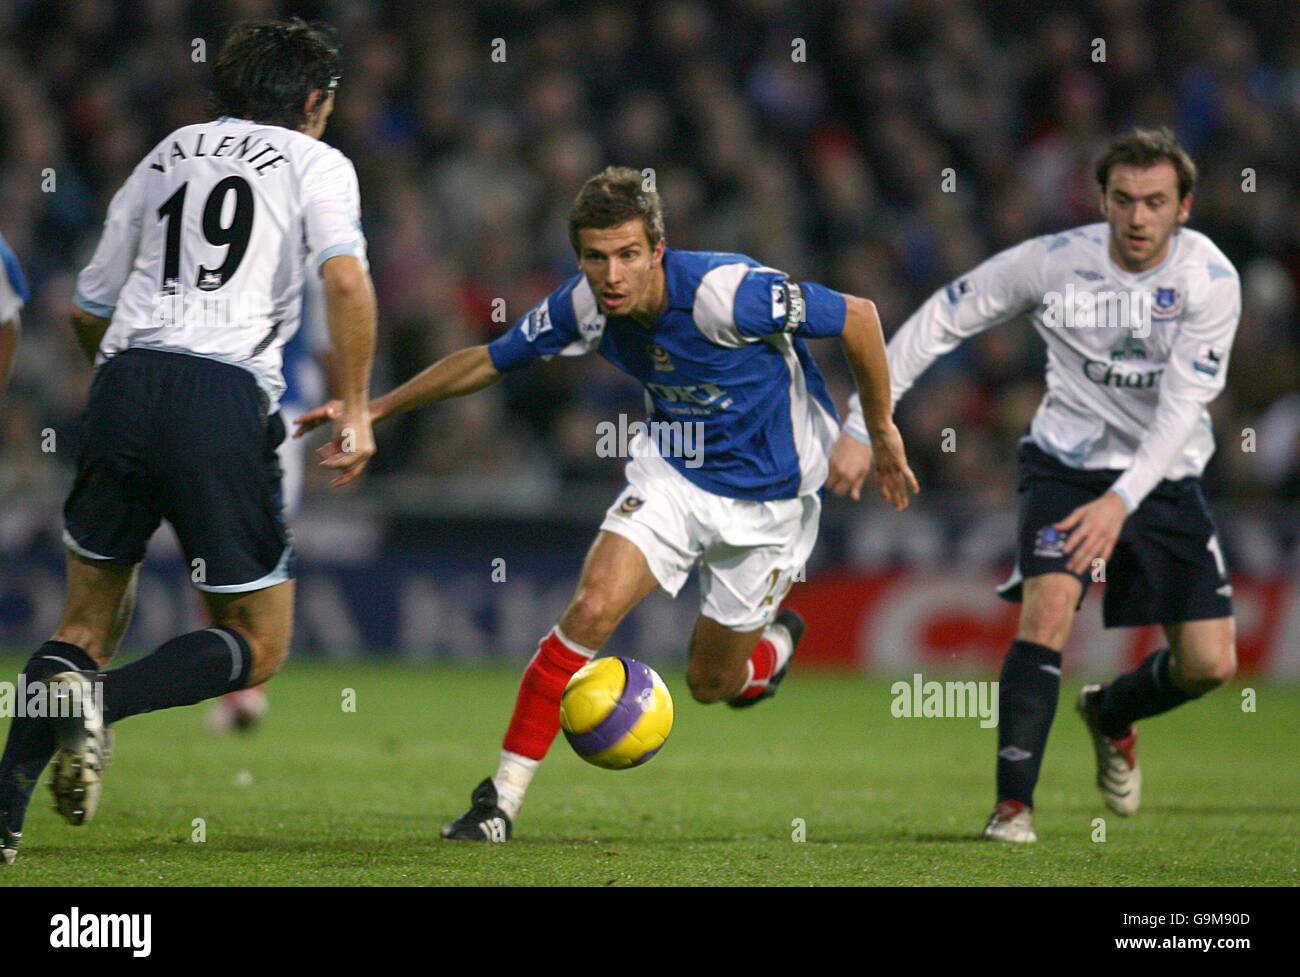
[1,660,1295,886]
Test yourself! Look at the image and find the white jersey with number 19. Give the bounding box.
[74,115,366,408]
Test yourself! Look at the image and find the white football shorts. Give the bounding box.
[599,454,820,632]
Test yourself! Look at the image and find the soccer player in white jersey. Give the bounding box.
[0,19,377,864]
[831,128,1239,842]
[0,230,27,399]
[297,166,919,840]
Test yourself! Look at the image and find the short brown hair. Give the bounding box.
[568,166,665,253]
[1095,127,1197,200]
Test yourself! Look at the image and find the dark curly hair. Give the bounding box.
[211,18,341,131]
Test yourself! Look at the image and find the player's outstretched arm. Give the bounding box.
[836,294,919,510]
[371,345,502,423]
[316,254,377,487]
[834,237,1048,482]
[294,344,501,435]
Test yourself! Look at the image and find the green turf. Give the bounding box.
[0,660,1295,885]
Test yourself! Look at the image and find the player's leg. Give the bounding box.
[686,492,817,707]
[47,351,295,828]
[444,465,699,841]
[210,407,303,734]
[985,572,1081,842]
[1,350,169,850]
[684,607,805,706]
[1166,617,1237,691]
[1078,484,1235,817]
[1077,616,1234,822]
[686,616,763,703]
[442,530,662,841]
[89,356,292,727]
[986,444,1101,842]
[1089,617,1236,737]
[0,554,137,861]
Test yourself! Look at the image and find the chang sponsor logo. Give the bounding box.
[1082,358,1164,389]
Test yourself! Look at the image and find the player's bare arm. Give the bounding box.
[70,306,110,364]
[0,315,19,396]
[835,295,918,509]
[314,253,377,487]
[294,342,501,439]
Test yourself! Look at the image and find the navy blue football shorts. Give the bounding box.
[63,347,294,593]
[997,441,1233,628]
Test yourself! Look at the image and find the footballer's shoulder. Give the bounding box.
[669,248,770,301]
[1176,227,1239,284]
[284,130,353,166]
[1032,222,1109,253]
[671,249,763,278]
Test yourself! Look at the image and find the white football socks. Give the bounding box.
[766,620,794,671]
[493,750,539,821]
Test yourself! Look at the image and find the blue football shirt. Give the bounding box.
[488,248,845,501]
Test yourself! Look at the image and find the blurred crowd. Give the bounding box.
[1,0,1297,507]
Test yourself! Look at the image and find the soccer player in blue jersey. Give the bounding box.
[299,166,918,841]
[0,229,28,398]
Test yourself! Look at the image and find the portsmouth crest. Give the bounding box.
[617,495,645,515]
[650,345,675,371]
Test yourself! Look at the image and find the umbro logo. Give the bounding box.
[998,746,1033,762]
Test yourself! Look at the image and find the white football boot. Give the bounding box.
[1077,684,1141,816]
[982,800,1038,843]
[48,672,113,825]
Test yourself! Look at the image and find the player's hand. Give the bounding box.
[316,409,376,489]
[293,399,343,439]
[827,432,873,500]
[867,421,920,511]
[1055,491,1128,575]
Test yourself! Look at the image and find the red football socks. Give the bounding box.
[733,637,778,701]
[501,627,594,760]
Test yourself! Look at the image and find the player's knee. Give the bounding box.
[685,665,731,704]
[562,591,619,647]
[1017,583,1077,649]
[231,628,290,687]
[1015,609,1072,650]
[1175,641,1237,693]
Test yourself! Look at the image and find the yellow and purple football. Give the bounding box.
[560,657,674,770]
